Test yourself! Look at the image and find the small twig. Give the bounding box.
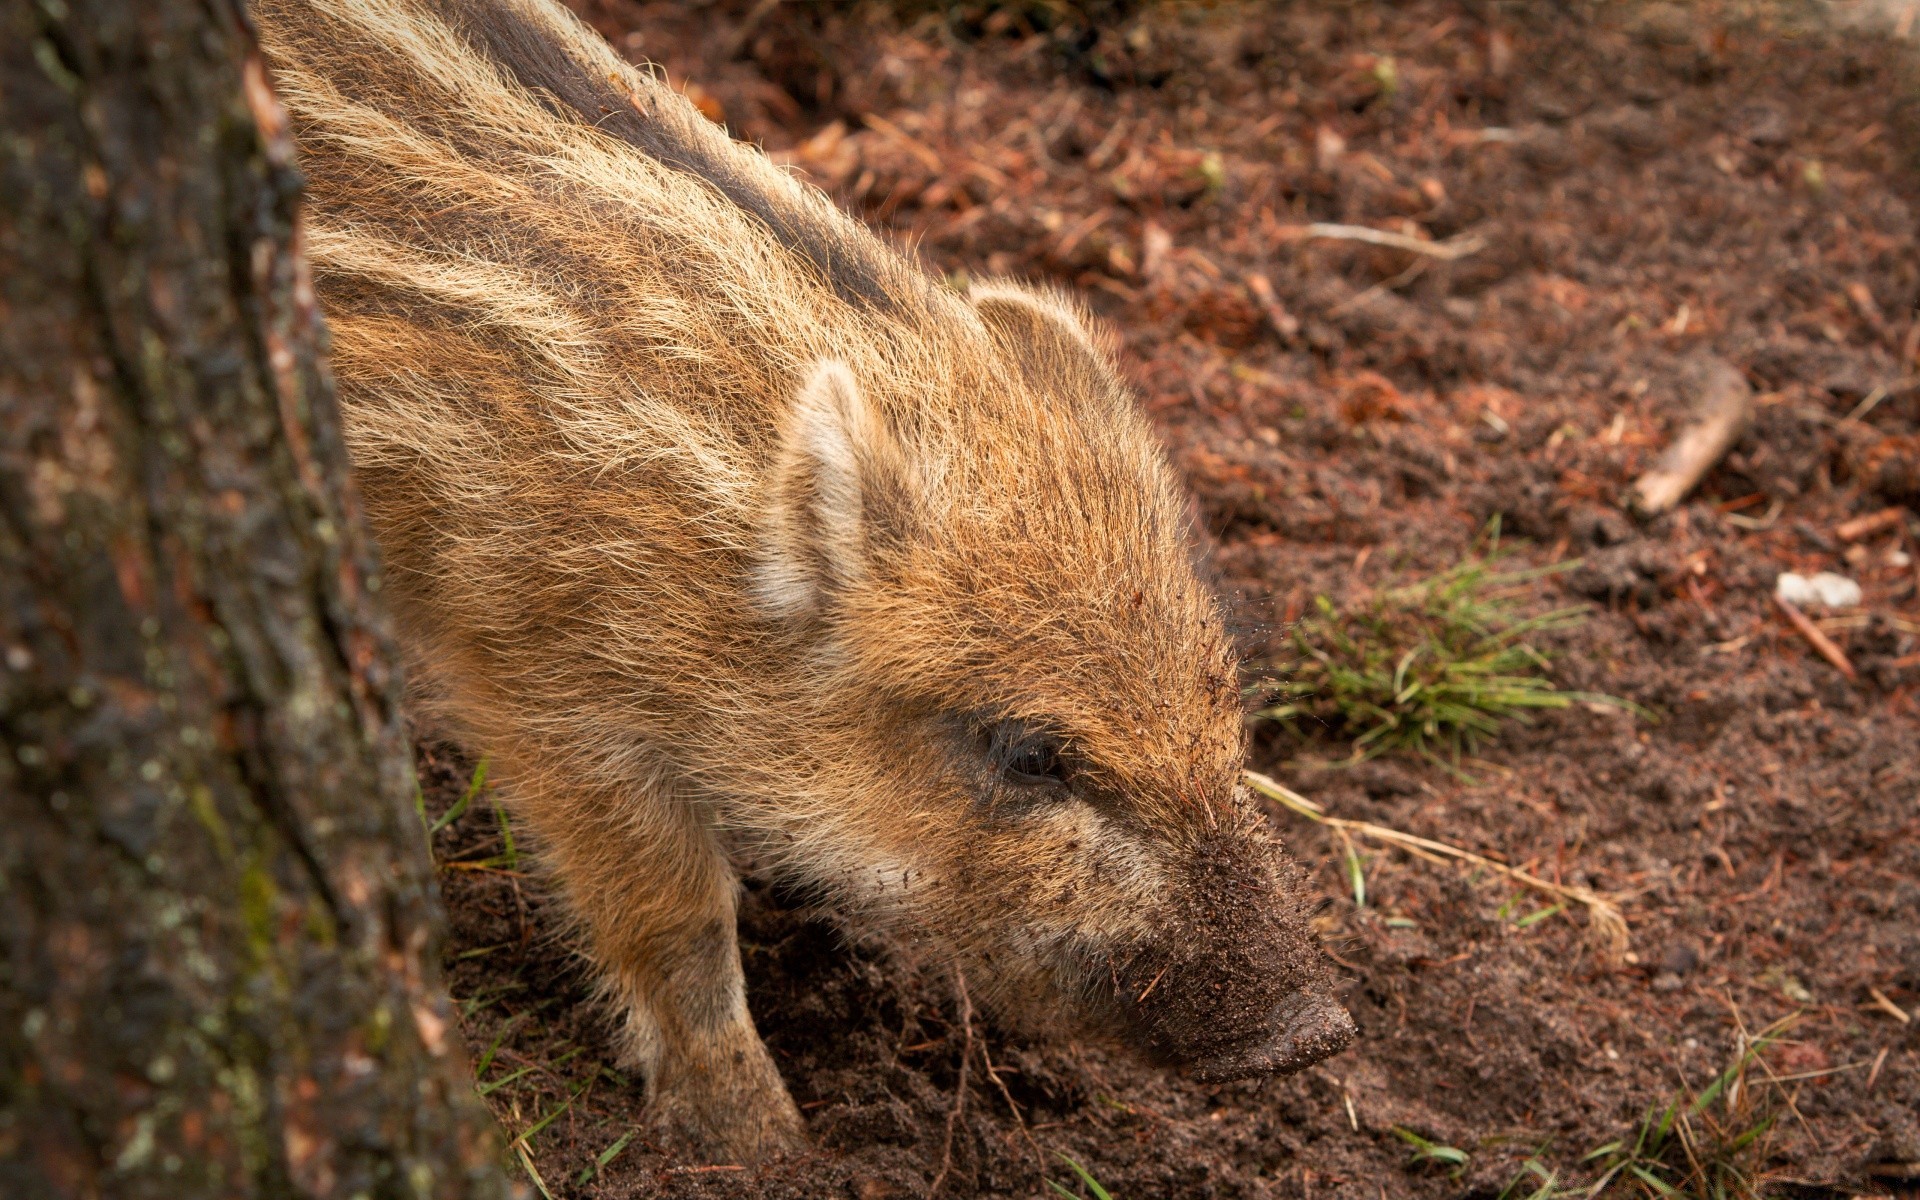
[1245,271,1300,339]
[1724,498,1783,531]
[1328,258,1429,316]
[1628,354,1754,516]
[862,112,944,174]
[1843,385,1888,424]
[1836,506,1908,542]
[1279,221,1486,260]
[720,0,783,57]
[977,1032,1043,1169]
[929,969,975,1197]
[1772,595,1856,680]
[1766,1060,1869,1084]
[1866,1046,1891,1093]
[1867,986,1912,1024]
[1244,770,1631,961]
[1085,115,1130,170]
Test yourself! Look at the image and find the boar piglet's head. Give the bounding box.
[746,283,1353,1080]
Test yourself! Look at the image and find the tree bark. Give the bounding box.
[0,2,511,1196]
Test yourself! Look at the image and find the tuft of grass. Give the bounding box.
[1580,1023,1788,1200]
[1250,524,1643,764]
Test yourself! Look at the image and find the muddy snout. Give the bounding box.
[1184,991,1356,1082]
[1116,948,1355,1082]
[1109,834,1355,1081]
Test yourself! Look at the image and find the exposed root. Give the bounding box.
[928,969,974,1197]
[1244,769,1632,962]
[977,1029,1043,1170]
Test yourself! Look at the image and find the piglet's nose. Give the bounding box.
[1186,993,1355,1083]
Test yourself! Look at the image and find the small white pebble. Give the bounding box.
[1774,571,1862,610]
[1888,549,1912,568]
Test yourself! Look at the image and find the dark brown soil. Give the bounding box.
[415,3,1920,1196]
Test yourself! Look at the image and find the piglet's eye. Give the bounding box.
[988,721,1070,787]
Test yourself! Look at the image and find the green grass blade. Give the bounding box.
[577,1129,636,1184]
[518,1079,590,1147]
[472,1015,523,1078]
[475,1064,533,1097]
[1393,1126,1468,1165]
[1515,902,1568,929]
[1344,842,1367,908]
[431,758,489,834]
[492,792,518,869]
[596,1130,635,1168]
[1054,1153,1115,1200]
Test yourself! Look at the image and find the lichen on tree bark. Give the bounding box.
[0,2,510,1195]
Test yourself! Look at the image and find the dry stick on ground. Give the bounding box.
[1773,595,1858,680]
[1329,258,1430,318]
[1245,271,1301,340]
[1866,986,1912,1025]
[929,969,976,1197]
[1244,770,1632,961]
[1628,354,1754,516]
[1835,505,1908,542]
[1278,221,1487,259]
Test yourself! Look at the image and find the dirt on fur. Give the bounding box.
[412,3,1920,1196]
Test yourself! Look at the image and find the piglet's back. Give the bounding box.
[257,0,970,510]
[254,0,991,731]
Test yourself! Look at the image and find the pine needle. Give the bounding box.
[1244,769,1631,961]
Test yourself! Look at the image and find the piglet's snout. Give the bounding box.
[1112,831,1354,1081]
[1185,992,1356,1083]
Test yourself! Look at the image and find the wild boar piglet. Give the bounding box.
[255,0,1354,1159]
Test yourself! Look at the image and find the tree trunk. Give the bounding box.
[0,2,510,1196]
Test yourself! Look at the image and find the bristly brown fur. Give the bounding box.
[255,0,1351,1161]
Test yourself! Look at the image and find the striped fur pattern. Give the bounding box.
[255,0,1351,1159]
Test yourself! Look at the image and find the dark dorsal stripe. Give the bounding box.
[424,0,908,315]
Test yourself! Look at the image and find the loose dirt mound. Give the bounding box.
[417,3,1920,1196]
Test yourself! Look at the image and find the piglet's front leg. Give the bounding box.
[508,765,805,1162]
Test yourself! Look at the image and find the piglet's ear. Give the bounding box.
[971,282,1117,399]
[755,360,916,621]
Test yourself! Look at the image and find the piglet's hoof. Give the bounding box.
[646,1056,808,1164]
[650,1096,808,1165]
